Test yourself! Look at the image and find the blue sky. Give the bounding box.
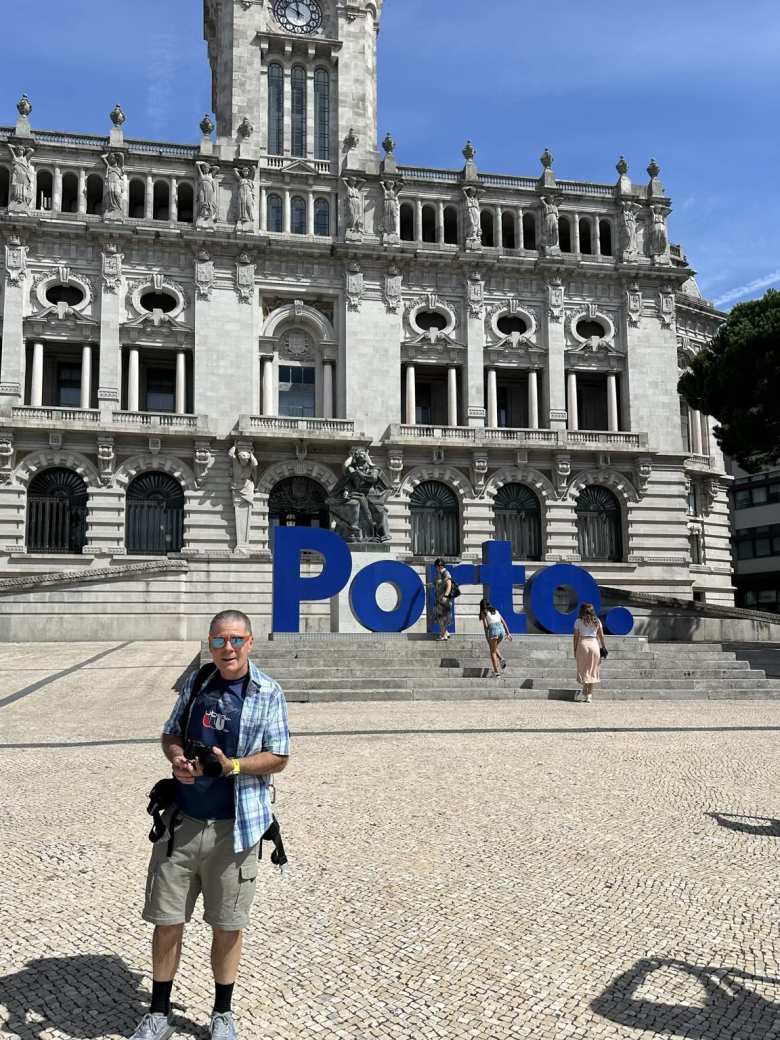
[1,0,777,308]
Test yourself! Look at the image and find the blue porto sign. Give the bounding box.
[272,527,634,636]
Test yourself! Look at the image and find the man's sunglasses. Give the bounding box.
[209,635,249,649]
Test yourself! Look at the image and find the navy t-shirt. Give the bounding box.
[176,672,248,821]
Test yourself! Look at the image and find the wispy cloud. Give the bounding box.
[146,33,179,133]
[715,271,780,308]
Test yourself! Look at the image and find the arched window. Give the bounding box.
[314,68,330,162]
[522,212,536,250]
[36,170,53,211]
[400,202,414,241]
[480,209,495,247]
[494,483,542,560]
[291,65,307,157]
[61,172,78,213]
[291,196,307,235]
[410,481,460,557]
[267,193,283,233]
[501,211,516,249]
[269,477,329,542]
[86,174,103,215]
[579,217,593,254]
[26,467,88,554]
[576,485,623,562]
[314,197,330,236]
[126,472,184,556]
[177,182,194,223]
[267,63,284,156]
[560,215,572,253]
[421,204,437,243]
[599,219,613,256]
[443,205,459,244]
[0,165,9,208]
[128,178,145,219]
[153,181,170,221]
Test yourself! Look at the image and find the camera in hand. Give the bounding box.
[185,740,224,779]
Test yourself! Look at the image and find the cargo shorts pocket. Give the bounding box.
[234,858,258,914]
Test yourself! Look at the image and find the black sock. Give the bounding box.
[150,979,173,1016]
[213,982,234,1015]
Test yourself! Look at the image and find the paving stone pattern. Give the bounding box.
[2,641,780,1039]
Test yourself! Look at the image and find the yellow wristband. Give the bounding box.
[231,758,241,776]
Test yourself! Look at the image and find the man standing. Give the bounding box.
[130,610,289,1040]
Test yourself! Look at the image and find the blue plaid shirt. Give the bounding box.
[164,661,290,853]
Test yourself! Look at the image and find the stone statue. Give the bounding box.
[620,201,638,258]
[381,179,400,237]
[327,448,391,543]
[101,152,125,218]
[196,161,219,224]
[343,177,364,233]
[229,444,258,504]
[234,166,255,225]
[7,144,34,210]
[463,186,481,244]
[650,205,669,258]
[541,195,560,251]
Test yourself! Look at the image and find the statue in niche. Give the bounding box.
[650,205,669,258]
[541,195,560,251]
[327,448,392,544]
[196,161,219,224]
[234,166,255,225]
[101,152,126,218]
[229,444,259,551]
[7,144,35,209]
[463,186,481,244]
[343,177,365,233]
[620,201,639,258]
[381,179,400,237]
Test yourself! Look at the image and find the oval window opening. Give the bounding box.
[416,311,447,332]
[46,284,85,307]
[577,319,606,340]
[140,291,177,314]
[497,314,528,336]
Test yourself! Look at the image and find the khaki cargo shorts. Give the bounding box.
[143,814,259,930]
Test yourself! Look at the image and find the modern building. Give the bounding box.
[728,461,780,614]
[0,0,735,637]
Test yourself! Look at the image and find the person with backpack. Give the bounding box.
[572,601,608,703]
[129,610,290,1040]
[432,558,456,640]
[479,599,513,677]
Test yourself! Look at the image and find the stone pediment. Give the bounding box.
[26,303,98,328]
[273,159,321,177]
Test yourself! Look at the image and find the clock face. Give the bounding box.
[273,0,323,35]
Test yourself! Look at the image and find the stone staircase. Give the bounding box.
[215,634,780,703]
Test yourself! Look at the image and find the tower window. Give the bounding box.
[314,198,330,236]
[291,196,307,235]
[267,194,283,233]
[267,63,284,156]
[291,66,307,158]
[314,68,330,162]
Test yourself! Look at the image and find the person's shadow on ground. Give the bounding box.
[0,954,203,1039]
[706,811,780,836]
[592,957,780,1039]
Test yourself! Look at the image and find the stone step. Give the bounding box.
[278,674,778,692]
[266,662,752,679]
[284,686,780,704]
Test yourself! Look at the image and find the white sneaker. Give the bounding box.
[128,1013,174,1040]
[574,691,584,702]
[585,694,593,703]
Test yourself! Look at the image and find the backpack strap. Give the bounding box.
[179,663,219,747]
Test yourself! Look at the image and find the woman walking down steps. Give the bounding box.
[572,602,608,703]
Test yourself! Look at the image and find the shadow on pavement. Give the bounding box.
[707,811,780,836]
[592,957,780,1039]
[0,954,203,1039]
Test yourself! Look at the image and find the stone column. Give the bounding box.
[528,370,539,429]
[307,191,315,236]
[405,364,416,425]
[145,176,154,220]
[284,190,291,233]
[78,170,86,215]
[262,357,275,416]
[607,373,619,432]
[31,342,44,407]
[176,351,187,415]
[690,407,703,455]
[415,199,423,243]
[437,202,445,244]
[170,179,178,223]
[53,167,63,212]
[573,214,581,253]
[567,371,579,431]
[594,216,602,257]
[128,348,140,412]
[260,187,267,232]
[487,368,498,428]
[323,361,334,419]
[495,205,503,247]
[448,366,458,427]
[80,344,92,410]
[517,209,525,249]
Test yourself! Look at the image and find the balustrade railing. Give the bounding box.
[13,406,99,424]
[112,411,198,429]
[387,424,645,449]
[246,416,355,436]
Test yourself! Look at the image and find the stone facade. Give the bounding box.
[0,0,735,637]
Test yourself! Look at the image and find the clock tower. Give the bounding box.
[204,0,384,170]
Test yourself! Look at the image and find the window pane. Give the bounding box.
[755,538,772,557]
[57,364,82,407]
[314,69,330,161]
[753,486,768,505]
[267,64,284,155]
[146,368,175,413]
[291,197,306,235]
[267,194,283,233]
[736,541,753,560]
[314,198,330,236]
[291,66,307,157]
[735,490,751,509]
[759,589,777,604]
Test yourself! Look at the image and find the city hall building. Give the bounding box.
[0,0,734,638]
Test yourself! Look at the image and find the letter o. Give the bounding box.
[527,563,602,635]
[350,561,426,633]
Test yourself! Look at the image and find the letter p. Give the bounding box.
[272,527,352,633]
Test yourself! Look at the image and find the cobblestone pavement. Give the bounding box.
[2,641,780,1040]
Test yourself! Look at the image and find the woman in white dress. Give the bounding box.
[572,602,607,703]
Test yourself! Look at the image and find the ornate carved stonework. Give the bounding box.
[0,432,15,484]
[658,286,675,328]
[387,449,404,493]
[235,252,255,304]
[280,330,315,362]
[97,436,115,486]
[194,440,214,488]
[346,262,364,312]
[343,178,365,240]
[101,243,123,294]
[195,249,215,300]
[101,152,126,221]
[384,264,403,313]
[554,454,571,498]
[635,456,653,497]
[471,452,489,498]
[5,236,28,286]
[547,279,564,323]
[466,272,485,319]
[626,282,642,328]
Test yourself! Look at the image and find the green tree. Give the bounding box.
[678,289,780,472]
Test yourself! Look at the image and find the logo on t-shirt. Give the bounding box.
[202,705,237,733]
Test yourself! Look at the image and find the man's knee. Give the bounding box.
[155,923,185,941]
